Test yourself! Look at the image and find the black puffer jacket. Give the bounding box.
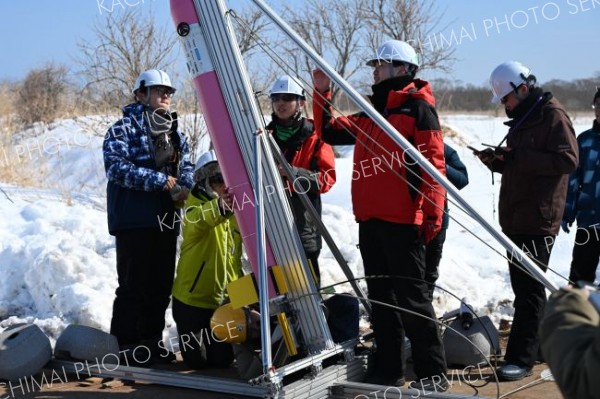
[269,118,336,254]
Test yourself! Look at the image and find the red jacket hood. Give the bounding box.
[386,79,436,109]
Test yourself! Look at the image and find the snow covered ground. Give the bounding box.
[0,113,595,347]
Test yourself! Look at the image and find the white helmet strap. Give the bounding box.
[510,72,535,92]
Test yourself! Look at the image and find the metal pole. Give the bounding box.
[250,0,558,293]
[267,134,373,316]
[254,130,273,373]
[186,0,333,355]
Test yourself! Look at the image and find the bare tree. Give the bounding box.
[75,7,178,110]
[0,79,21,146]
[244,0,456,110]
[74,7,211,156]
[16,63,70,126]
[171,82,208,158]
[231,8,270,58]
[360,0,456,73]
[282,0,368,105]
[228,6,279,112]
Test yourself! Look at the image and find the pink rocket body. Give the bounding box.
[171,0,277,297]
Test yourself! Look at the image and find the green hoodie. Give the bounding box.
[172,189,243,309]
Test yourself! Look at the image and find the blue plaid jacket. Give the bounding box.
[103,103,194,234]
[563,120,600,228]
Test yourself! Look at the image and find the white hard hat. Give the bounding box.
[195,149,218,172]
[194,149,222,183]
[269,75,305,99]
[489,61,532,104]
[366,40,420,68]
[132,69,176,94]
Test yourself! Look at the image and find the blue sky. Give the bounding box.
[422,0,600,85]
[1,0,598,87]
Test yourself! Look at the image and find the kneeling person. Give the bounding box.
[171,150,243,369]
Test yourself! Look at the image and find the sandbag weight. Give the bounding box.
[54,324,119,362]
[0,324,52,381]
[442,315,501,368]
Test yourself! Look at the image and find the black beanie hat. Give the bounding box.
[594,87,600,104]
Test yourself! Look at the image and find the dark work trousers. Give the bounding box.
[568,226,600,284]
[172,297,234,369]
[424,228,447,299]
[110,228,177,350]
[359,219,446,380]
[504,234,554,368]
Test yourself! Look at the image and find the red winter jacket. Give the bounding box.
[269,118,336,195]
[313,79,446,226]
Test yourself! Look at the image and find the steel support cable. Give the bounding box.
[229,11,465,225]
[226,13,567,397]
[229,11,571,288]
[228,11,459,233]
[228,9,454,208]
[288,287,502,399]
[321,275,504,372]
[225,19,558,397]
[247,0,559,295]
[497,373,553,399]
[203,10,323,351]
[266,133,373,316]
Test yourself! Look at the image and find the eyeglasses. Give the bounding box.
[270,93,299,102]
[153,86,176,97]
[204,163,223,184]
[209,173,224,184]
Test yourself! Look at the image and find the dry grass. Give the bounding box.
[0,82,46,187]
[0,75,120,189]
[0,135,47,189]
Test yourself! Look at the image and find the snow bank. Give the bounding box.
[0,114,595,342]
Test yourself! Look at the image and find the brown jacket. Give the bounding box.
[540,288,600,399]
[488,93,578,236]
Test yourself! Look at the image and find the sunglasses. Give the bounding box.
[270,93,299,102]
[153,86,176,97]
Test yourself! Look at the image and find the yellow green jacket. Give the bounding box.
[172,187,243,309]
